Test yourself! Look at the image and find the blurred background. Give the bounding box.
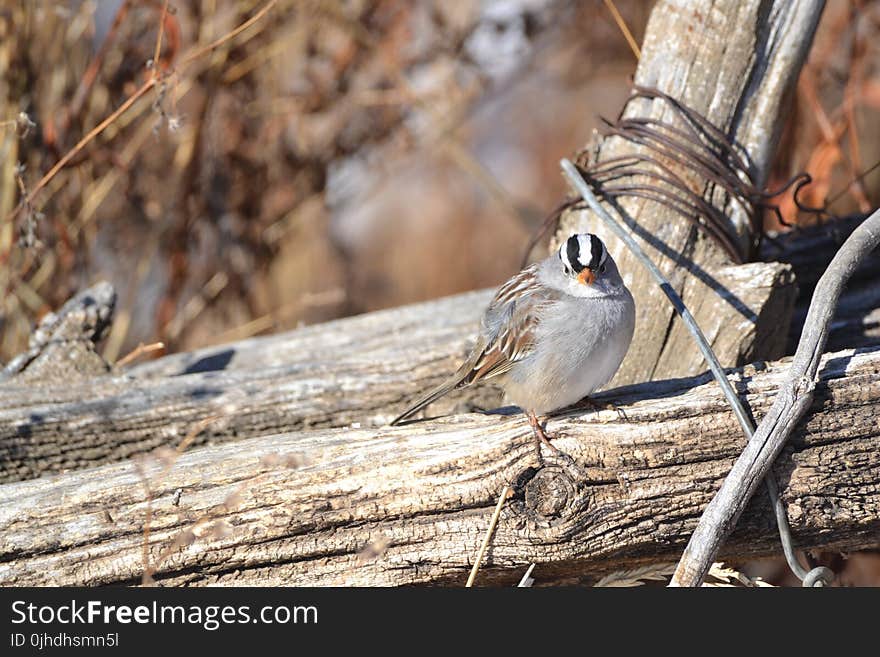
[2,0,879,584]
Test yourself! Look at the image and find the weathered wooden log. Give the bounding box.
[560,0,824,385]
[769,214,880,353]
[1,346,878,586]
[3,215,880,483]
[0,290,495,483]
[0,0,840,487]
[0,262,793,483]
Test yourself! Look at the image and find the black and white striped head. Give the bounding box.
[558,233,609,286]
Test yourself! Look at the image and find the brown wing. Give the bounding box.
[389,265,557,425]
[458,265,558,385]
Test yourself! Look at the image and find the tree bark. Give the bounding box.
[1,345,878,586]
[559,0,825,385]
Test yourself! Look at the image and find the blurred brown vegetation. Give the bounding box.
[2,0,647,361]
[1,0,879,585]
[768,0,880,227]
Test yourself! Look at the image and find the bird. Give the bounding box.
[391,233,636,448]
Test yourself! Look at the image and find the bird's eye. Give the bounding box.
[599,264,607,274]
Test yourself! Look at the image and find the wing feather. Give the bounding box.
[390,264,559,425]
[458,265,558,385]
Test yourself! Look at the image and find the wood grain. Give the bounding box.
[0,262,793,483]
[1,346,877,586]
[0,290,495,482]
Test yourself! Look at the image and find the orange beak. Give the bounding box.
[577,269,595,286]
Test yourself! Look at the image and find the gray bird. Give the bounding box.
[391,233,636,447]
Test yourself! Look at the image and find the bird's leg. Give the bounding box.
[581,396,627,421]
[527,410,560,456]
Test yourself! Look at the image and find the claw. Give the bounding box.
[581,397,627,422]
[526,410,561,456]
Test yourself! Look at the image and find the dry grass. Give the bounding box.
[466,484,513,587]
[1,0,648,363]
[767,0,880,228]
[135,413,308,585]
[591,562,774,587]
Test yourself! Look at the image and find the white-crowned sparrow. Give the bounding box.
[392,233,636,446]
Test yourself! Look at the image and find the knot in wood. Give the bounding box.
[524,465,577,520]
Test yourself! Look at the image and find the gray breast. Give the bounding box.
[502,290,635,414]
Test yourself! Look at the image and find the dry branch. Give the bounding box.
[671,205,880,586]
[1,345,879,586]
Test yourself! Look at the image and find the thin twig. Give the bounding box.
[116,341,165,368]
[466,484,512,587]
[602,0,641,60]
[517,563,536,587]
[179,0,278,67]
[670,204,880,587]
[151,0,171,72]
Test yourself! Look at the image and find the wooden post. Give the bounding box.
[559,0,825,385]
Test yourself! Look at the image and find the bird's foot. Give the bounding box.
[580,396,627,422]
[527,410,561,457]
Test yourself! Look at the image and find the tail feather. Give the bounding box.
[390,378,460,426]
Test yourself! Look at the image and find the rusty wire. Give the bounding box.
[528,85,826,265]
